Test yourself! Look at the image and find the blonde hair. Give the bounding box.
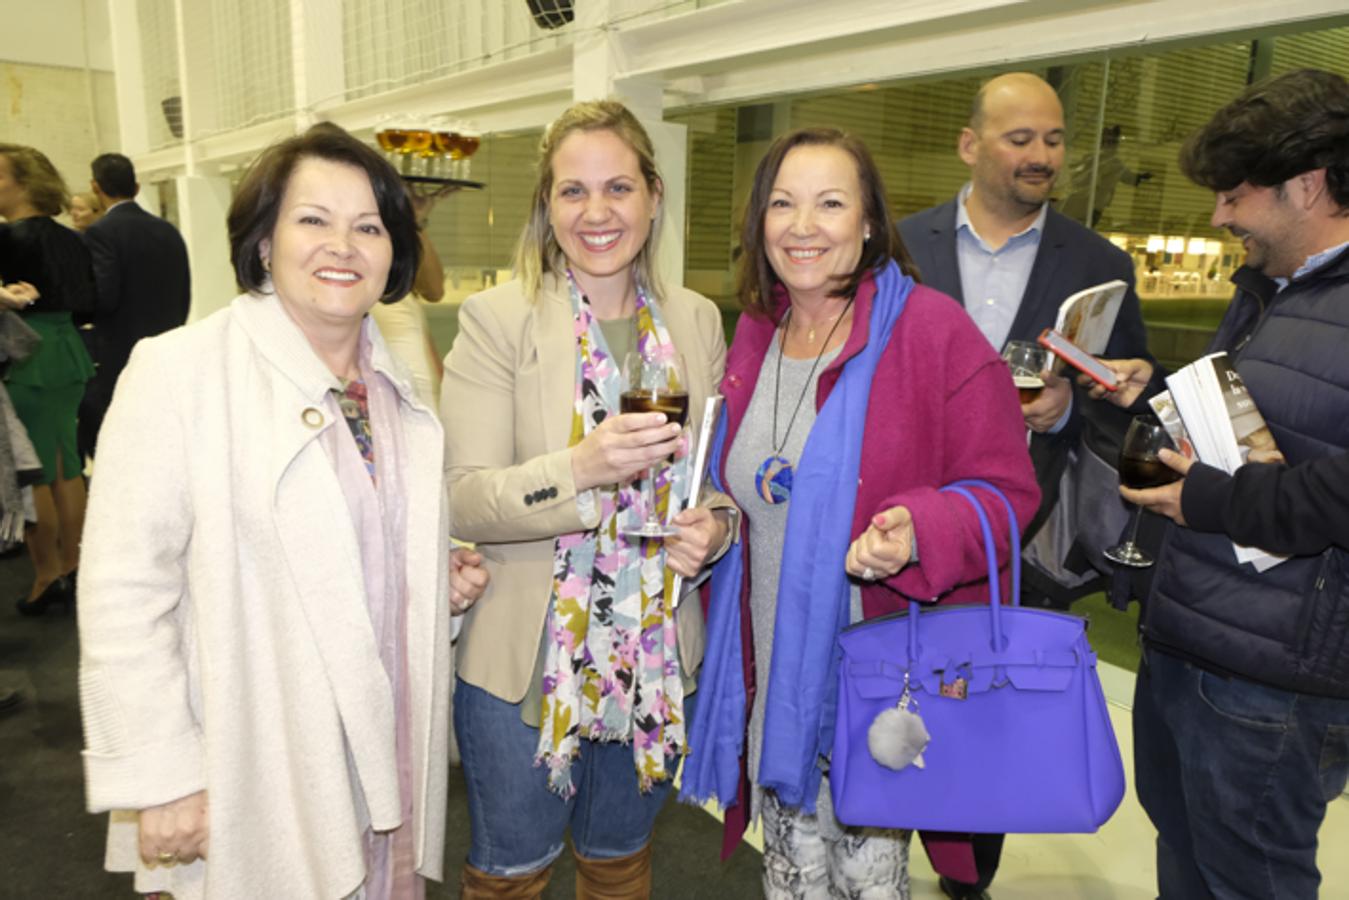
[71,191,105,215]
[514,100,665,301]
[0,144,70,216]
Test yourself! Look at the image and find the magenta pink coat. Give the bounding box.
[713,273,1041,876]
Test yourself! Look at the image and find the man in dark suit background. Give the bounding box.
[898,72,1153,900]
[81,153,191,457]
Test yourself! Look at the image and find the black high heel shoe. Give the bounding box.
[15,576,73,617]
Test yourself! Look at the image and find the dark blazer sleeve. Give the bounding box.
[1181,454,1349,556]
[898,202,963,302]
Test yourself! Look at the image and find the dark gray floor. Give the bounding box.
[0,555,763,897]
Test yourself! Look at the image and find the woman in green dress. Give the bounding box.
[0,144,96,614]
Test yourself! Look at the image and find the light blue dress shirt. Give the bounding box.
[1276,239,1349,291]
[954,184,1071,433]
[954,182,1048,351]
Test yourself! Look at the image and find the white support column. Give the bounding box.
[175,174,234,322]
[171,0,215,174]
[289,0,346,128]
[106,0,154,157]
[647,120,687,287]
[571,0,685,286]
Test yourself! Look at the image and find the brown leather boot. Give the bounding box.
[460,862,553,899]
[574,842,653,900]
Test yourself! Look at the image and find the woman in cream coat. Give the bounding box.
[442,100,735,898]
[78,125,487,899]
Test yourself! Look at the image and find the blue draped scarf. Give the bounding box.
[681,261,913,813]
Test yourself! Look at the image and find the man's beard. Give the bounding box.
[1010,165,1056,209]
[1230,227,1274,274]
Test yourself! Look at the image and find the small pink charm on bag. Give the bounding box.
[939,676,968,700]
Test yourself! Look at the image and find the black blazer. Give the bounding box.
[899,198,1153,539]
[83,202,192,376]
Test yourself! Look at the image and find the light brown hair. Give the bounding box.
[0,144,70,217]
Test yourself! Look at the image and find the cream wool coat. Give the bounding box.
[78,293,452,899]
[442,274,726,702]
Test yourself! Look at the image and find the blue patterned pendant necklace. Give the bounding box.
[755,298,854,505]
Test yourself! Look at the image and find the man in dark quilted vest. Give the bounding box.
[1090,68,1349,900]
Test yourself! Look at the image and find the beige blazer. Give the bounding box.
[79,294,452,899]
[442,274,727,703]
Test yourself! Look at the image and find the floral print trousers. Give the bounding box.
[761,786,912,899]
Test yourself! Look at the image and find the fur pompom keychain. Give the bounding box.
[868,674,930,771]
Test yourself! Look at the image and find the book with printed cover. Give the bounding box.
[1054,279,1129,355]
[1147,390,1195,461]
[1164,353,1285,571]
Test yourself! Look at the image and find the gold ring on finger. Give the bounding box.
[157,851,178,865]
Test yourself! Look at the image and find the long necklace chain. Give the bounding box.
[770,297,855,454]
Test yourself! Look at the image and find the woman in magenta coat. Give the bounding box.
[680,128,1039,898]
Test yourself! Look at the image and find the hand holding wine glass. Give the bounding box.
[1002,340,1050,404]
[1105,416,1180,567]
[569,411,683,493]
[620,348,688,538]
[1119,447,1194,526]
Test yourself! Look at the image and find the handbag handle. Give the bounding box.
[905,480,1021,661]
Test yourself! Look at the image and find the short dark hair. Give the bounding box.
[91,153,137,198]
[737,128,918,317]
[1180,68,1349,212]
[227,123,419,302]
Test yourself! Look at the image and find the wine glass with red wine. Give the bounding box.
[620,348,688,539]
[1104,416,1180,568]
[1002,340,1049,404]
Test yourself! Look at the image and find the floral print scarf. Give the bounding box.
[535,272,692,796]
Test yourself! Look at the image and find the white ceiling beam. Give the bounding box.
[613,0,1097,80]
[313,46,574,132]
[615,0,1349,106]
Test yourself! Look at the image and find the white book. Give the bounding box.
[672,395,725,607]
[1164,353,1286,572]
[1054,279,1129,355]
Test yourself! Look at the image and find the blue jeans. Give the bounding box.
[1134,646,1349,899]
[453,678,685,876]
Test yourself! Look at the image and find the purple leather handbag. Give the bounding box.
[831,480,1126,832]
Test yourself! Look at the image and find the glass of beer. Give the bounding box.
[375,126,409,169]
[1002,340,1049,403]
[405,126,436,176]
[620,348,688,539]
[1104,415,1180,568]
[433,128,458,178]
[458,129,481,179]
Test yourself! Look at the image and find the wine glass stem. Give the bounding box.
[646,465,660,530]
[1124,505,1143,547]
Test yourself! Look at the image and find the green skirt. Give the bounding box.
[7,312,96,389]
[6,313,94,483]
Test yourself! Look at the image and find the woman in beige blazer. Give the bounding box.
[77,125,488,899]
[442,100,734,898]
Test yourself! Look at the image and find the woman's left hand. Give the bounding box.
[449,547,489,615]
[845,505,914,582]
[664,507,730,578]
